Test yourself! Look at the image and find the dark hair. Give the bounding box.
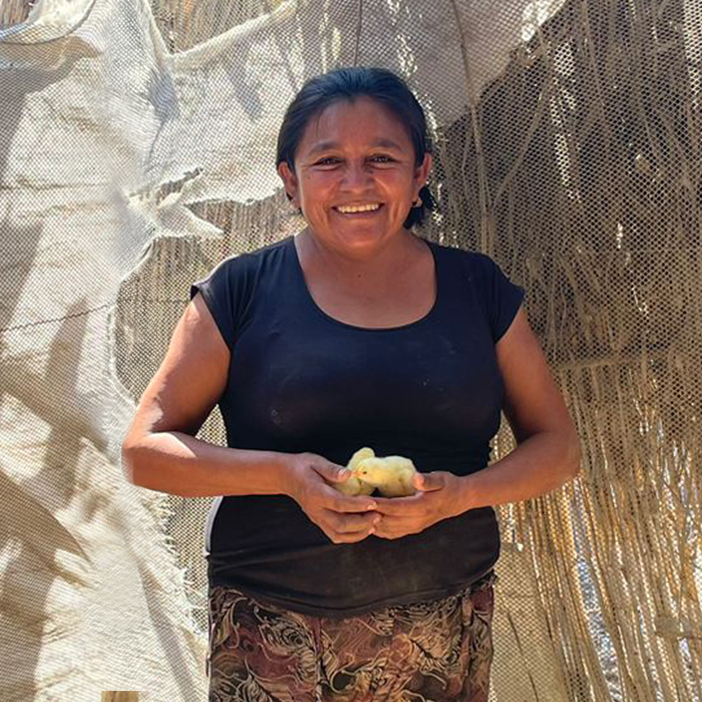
[276,66,434,229]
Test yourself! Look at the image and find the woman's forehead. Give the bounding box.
[299,97,413,151]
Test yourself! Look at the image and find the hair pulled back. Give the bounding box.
[276,66,434,229]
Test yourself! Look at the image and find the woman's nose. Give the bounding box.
[340,163,373,190]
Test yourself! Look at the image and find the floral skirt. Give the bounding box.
[206,571,497,702]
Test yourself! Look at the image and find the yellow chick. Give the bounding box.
[355,456,419,498]
[333,447,377,496]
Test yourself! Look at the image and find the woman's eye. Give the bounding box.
[313,155,394,166]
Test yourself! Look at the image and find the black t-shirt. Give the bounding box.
[190,235,525,617]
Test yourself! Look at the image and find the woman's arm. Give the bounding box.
[121,294,292,497]
[121,295,379,546]
[459,307,581,510]
[365,306,581,540]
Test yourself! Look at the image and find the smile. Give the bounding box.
[334,203,382,214]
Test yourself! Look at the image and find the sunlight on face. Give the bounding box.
[278,96,431,258]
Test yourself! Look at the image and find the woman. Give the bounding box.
[122,67,580,701]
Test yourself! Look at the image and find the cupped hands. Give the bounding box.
[370,470,469,540]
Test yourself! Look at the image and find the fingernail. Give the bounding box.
[367,502,377,510]
[373,516,381,525]
[338,469,350,479]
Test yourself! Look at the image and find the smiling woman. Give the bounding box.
[273,69,437,329]
[278,96,430,266]
[276,67,434,226]
[277,95,438,328]
[121,66,580,702]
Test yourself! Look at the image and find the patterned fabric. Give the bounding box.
[207,572,496,701]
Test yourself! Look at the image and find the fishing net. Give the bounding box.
[1,0,700,700]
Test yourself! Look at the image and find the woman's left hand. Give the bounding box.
[370,471,469,539]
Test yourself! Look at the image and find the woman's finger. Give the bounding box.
[323,517,378,544]
[310,459,351,484]
[326,529,376,544]
[323,508,380,534]
[318,484,378,513]
[372,493,428,515]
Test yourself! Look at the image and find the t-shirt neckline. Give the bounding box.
[288,235,441,333]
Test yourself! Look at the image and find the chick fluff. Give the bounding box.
[333,447,418,498]
[333,447,376,496]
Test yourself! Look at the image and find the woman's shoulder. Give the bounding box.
[189,237,294,345]
[429,239,523,297]
[190,236,293,304]
[426,239,500,277]
[428,239,524,340]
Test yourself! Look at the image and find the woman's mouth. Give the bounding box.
[334,203,383,215]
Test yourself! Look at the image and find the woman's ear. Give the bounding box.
[413,153,432,200]
[277,161,299,206]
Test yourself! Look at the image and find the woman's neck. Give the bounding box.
[295,227,426,290]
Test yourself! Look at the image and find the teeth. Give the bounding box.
[336,203,381,214]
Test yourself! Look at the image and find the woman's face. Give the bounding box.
[278,96,431,258]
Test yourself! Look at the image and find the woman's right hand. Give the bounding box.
[284,453,380,544]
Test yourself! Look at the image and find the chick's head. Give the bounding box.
[355,459,386,486]
[355,456,415,485]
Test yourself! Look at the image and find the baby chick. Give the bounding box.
[333,447,377,496]
[355,456,418,497]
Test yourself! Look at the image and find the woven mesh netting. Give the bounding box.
[1,0,700,700]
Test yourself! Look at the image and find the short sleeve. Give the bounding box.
[483,256,525,342]
[189,258,240,351]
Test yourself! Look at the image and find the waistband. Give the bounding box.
[468,568,498,593]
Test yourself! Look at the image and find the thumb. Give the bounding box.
[313,459,350,482]
[333,466,352,482]
[413,471,441,491]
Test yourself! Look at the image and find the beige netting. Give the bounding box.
[1,0,700,700]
